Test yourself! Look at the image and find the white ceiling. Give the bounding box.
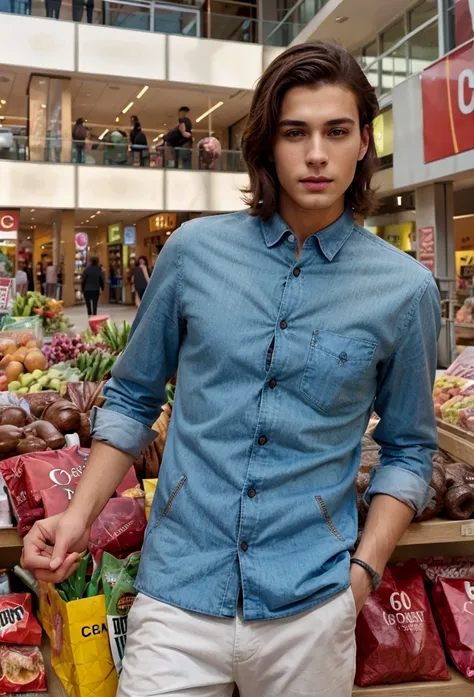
[19,208,156,231]
[293,0,435,53]
[0,67,251,139]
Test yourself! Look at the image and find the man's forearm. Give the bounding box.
[355,494,415,573]
[66,440,134,527]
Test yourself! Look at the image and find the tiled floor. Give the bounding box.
[66,303,138,334]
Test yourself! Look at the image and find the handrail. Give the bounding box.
[363,14,438,74]
[264,0,318,43]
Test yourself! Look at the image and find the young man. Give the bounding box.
[22,42,440,696]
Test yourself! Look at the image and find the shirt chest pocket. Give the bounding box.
[300,330,377,413]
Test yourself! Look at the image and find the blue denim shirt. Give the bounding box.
[91,209,440,621]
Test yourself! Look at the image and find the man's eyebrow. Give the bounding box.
[278,117,356,127]
[278,119,308,127]
[325,118,355,126]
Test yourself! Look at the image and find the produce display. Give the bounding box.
[10,293,73,334]
[76,349,117,382]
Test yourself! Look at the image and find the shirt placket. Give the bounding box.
[237,233,304,617]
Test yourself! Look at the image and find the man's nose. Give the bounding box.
[306,134,328,167]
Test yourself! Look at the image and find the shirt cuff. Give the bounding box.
[364,465,434,517]
[90,406,157,459]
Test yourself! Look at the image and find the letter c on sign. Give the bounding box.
[458,68,474,115]
[0,215,14,230]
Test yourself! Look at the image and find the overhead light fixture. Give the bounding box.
[27,236,31,240]
[90,214,96,219]
[335,15,348,23]
[0,100,5,105]
[396,195,402,206]
[98,129,109,140]
[136,85,149,99]
[40,103,47,109]
[153,133,164,142]
[195,101,224,123]
[96,210,101,214]
[0,116,4,120]
[166,231,171,236]
[31,217,35,221]
[454,214,474,220]
[122,101,134,114]
[30,209,35,212]
[115,116,120,123]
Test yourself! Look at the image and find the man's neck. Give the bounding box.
[278,194,345,250]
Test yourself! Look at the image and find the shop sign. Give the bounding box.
[124,226,136,246]
[0,210,19,240]
[421,39,474,162]
[75,232,88,251]
[0,278,13,309]
[108,224,122,244]
[148,213,176,233]
[419,226,435,274]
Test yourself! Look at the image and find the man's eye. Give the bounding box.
[286,130,304,138]
[329,129,347,137]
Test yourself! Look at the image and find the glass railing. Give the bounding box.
[264,0,329,46]
[0,0,282,44]
[362,16,439,95]
[0,135,246,172]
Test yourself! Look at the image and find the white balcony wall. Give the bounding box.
[0,14,75,71]
[166,170,248,211]
[77,167,165,210]
[77,25,166,81]
[0,162,75,208]
[0,14,281,90]
[0,161,249,211]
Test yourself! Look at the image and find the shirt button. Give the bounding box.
[288,234,295,243]
[248,489,256,498]
[240,541,249,552]
[280,320,288,330]
[293,267,301,277]
[258,435,268,446]
[268,378,277,389]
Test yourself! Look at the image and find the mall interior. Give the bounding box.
[0,0,473,356]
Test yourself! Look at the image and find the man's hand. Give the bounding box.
[350,562,373,616]
[21,512,90,584]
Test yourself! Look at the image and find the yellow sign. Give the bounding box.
[148,213,177,233]
[108,224,122,244]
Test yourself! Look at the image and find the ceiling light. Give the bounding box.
[195,101,224,123]
[153,133,164,142]
[335,15,348,23]
[27,236,31,240]
[31,217,35,221]
[30,209,35,212]
[166,231,171,236]
[90,214,96,219]
[396,195,402,206]
[41,104,47,109]
[136,85,149,99]
[0,100,5,105]
[115,116,120,123]
[96,210,101,214]
[0,116,4,120]
[122,101,134,114]
[454,214,474,220]
[98,129,109,140]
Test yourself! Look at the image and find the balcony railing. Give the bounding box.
[0,135,246,172]
[362,15,439,95]
[264,0,329,46]
[0,0,281,44]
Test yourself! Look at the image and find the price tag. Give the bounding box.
[461,523,474,537]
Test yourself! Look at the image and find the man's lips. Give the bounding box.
[300,176,333,191]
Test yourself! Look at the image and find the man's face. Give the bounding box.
[273,84,369,214]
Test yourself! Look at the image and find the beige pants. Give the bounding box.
[118,588,356,697]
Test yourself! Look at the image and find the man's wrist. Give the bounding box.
[350,557,382,591]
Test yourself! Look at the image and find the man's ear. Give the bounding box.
[357,124,370,162]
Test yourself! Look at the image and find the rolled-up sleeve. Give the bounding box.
[365,275,441,516]
[91,228,184,459]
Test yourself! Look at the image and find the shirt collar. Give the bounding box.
[260,208,355,262]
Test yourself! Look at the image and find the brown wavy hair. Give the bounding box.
[241,41,379,219]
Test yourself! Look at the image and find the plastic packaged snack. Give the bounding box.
[431,577,474,680]
[0,645,46,694]
[0,593,42,645]
[355,560,450,687]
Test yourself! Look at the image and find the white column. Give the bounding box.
[415,181,454,278]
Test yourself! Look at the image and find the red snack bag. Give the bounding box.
[0,456,43,537]
[0,594,42,646]
[0,645,46,694]
[40,486,70,518]
[89,497,146,559]
[355,560,450,686]
[23,446,89,509]
[432,578,474,680]
[116,467,139,496]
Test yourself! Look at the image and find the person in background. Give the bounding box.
[72,118,88,164]
[163,106,193,169]
[129,116,149,167]
[45,0,61,20]
[133,256,150,307]
[15,263,28,296]
[45,262,57,298]
[26,263,34,292]
[198,136,222,170]
[81,257,104,316]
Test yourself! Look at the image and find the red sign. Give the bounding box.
[419,226,435,274]
[421,39,474,163]
[0,211,19,233]
[455,0,474,47]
